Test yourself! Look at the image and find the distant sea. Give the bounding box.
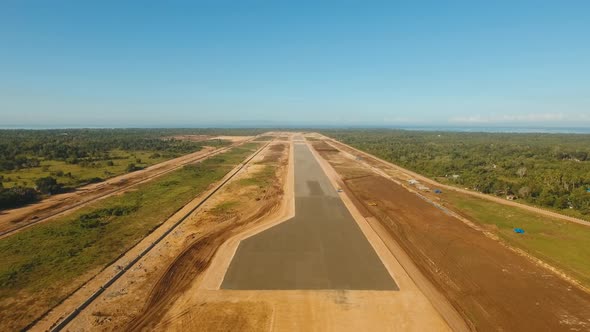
[391,126,590,134]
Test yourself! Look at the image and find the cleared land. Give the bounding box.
[49,135,450,332]
[9,131,590,331]
[443,190,590,289]
[314,138,590,331]
[321,135,590,289]
[0,143,262,331]
[48,140,289,331]
[130,136,449,332]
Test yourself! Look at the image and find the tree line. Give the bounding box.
[0,128,265,210]
[0,129,232,171]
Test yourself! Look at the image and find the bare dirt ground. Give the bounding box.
[135,137,450,332]
[320,134,590,228]
[54,134,453,332]
[152,290,449,332]
[308,141,467,332]
[39,132,590,332]
[46,139,290,332]
[0,138,255,238]
[314,141,590,332]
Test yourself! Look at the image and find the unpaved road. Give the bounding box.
[314,139,590,332]
[0,137,255,238]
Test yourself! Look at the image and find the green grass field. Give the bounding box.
[0,143,261,331]
[0,150,184,189]
[210,200,239,215]
[253,135,274,141]
[443,190,590,289]
[238,165,276,188]
[434,176,590,223]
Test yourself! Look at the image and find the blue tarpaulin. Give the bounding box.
[434,189,442,194]
[514,228,525,234]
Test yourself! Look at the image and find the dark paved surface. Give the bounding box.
[221,142,397,290]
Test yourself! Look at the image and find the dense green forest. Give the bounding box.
[0,128,265,210]
[322,130,590,219]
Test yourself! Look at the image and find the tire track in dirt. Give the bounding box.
[127,178,283,331]
[315,144,590,332]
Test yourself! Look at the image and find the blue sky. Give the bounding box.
[1,1,589,128]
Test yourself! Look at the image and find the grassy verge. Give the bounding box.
[210,200,239,215]
[253,135,274,141]
[0,140,231,189]
[0,150,167,188]
[238,165,276,188]
[432,176,590,223]
[443,190,590,288]
[0,143,261,331]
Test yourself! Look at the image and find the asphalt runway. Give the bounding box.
[221,142,397,290]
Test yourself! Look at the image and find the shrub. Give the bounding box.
[35,177,63,195]
[0,187,39,209]
[126,163,139,172]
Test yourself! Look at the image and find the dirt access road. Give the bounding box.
[0,136,254,238]
[313,137,590,331]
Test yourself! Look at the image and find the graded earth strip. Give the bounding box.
[154,290,451,332]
